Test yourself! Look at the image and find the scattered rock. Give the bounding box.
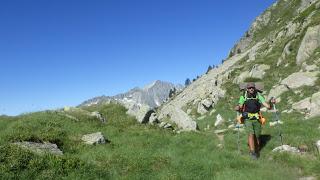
[272,145,300,154]
[217,143,223,149]
[209,109,216,116]
[126,104,152,123]
[13,141,63,155]
[214,129,228,134]
[163,123,173,129]
[81,132,106,145]
[186,109,192,115]
[204,124,210,131]
[309,92,320,118]
[299,176,317,180]
[298,144,309,152]
[228,124,235,129]
[270,121,284,127]
[297,25,320,65]
[316,140,320,153]
[197,116,206,120]
[90,111,106,123]
[159,122,173,129]
[214,114,224,127]
[148,112,158,124]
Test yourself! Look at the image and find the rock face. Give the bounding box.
[13,142,63,155]
[297,25,320,65]
[81,132,106,145]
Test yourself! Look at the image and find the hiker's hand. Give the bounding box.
[269,97,276,104]
[234,105,240,111]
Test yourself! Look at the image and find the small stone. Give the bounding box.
[270,121,284,127]
[272,145,300,154]
[214,114,224,127]
[214,129,228,134]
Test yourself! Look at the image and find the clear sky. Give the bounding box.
[0,0,276,116]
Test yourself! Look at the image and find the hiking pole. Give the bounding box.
[271,98,284,146]
[236,112,241,154]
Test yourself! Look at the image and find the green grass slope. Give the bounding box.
[0,103,319,179]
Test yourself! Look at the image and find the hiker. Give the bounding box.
[235,82,275,159]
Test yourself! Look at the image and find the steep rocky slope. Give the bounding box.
[156,0,320,130]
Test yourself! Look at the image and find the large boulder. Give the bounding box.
[197,98,213,115]
[13,141,63,155]
[81,132,106,145]
[296,25,320,65]
[158,106,197,131]
[126,103,152,123]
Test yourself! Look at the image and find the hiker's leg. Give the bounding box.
[253,121,262,153]
[248,134,255,152]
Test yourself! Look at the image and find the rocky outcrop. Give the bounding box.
[291,92,320,118]
[13,141,63,155]
[292,97,311,113]
[268,72,318,99]
[234,64,270,83]
[81,132,107,145]
[296,25,320,65]
[197,98,214,115]
[298,0,318,13]
[157,42,266,130]
[282,72,318,89]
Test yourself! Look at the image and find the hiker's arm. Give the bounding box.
[262,102,271,109]
[235,96,245,112]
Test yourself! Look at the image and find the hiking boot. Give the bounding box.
[249,151,258,160]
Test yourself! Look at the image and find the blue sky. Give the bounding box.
[0,0,276,115]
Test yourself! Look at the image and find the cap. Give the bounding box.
[247,82,255,89]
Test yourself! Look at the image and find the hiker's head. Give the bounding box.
[246,82,256,94]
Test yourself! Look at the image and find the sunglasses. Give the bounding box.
[247,87,255,90]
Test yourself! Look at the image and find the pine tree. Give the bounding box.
[185,78,191,86]
[206,65,213,74]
